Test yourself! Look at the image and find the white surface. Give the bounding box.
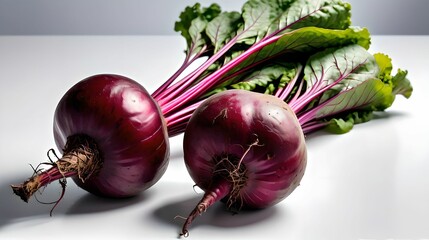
[0,35,428,240]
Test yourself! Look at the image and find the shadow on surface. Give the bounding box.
[66,191,147,215]
[0,174,148,229]
[304,110,408,142]
[152,195,277,235]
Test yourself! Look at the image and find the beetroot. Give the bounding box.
[12,74,169,208]
[180,90,307,236]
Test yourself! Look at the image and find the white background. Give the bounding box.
[0,0,429,35]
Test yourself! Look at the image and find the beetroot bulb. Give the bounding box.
[180,89,307,236]
[11,74,169,207]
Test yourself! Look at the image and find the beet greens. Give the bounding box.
[272,44,411,133]
[152,0,376,136]
[156,0,411,135]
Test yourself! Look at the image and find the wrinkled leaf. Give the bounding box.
[325,111,373,134]
[230,27,370,82]
[391,69,412,98]
[174,3,222,56]
[230,62,300,94]
[374,53,393,84]
[374,53,412,99]
[303,44,378,102]
[277,0,351,32]
[238,0,352,44]
[238,0,293,43]
[314,78,394,119]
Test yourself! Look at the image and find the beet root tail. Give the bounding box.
[179,180,231,238]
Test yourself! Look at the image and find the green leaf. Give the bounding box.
[374,53,393,84]
[301,44,396,118]
[325,111,373,134]
[314,78,394,119]
[296,45,413,134]
[174,3,222,56]
[187,17,209,55]
[231,27,370,82]
[373,53,413,99]
[238,0,291,44]
[278,0,351,31]
[201,26,370,98]
[230,62,300,94]
[237,0,352,44]
[392,68,413,99]
[325,117,354,133]
[206,11,242,53]
[303,44,378,102]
